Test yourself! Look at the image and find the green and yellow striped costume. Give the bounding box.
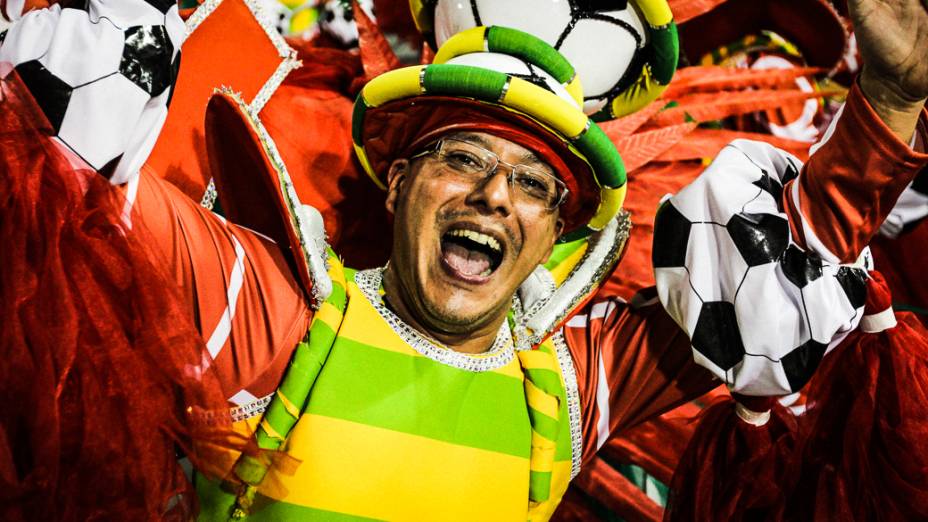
[197,257,577,521]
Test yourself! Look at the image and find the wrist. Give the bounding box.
[860,69,927,112]
[859,69,926,144]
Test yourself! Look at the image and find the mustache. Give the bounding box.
[438,209,521,251]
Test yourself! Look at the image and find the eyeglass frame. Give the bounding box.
[408,138,570,211]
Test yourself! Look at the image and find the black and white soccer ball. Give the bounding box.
[318,0,374,48]
[652,139,870,396]
[0,0,184,184]
[431,0,648,115]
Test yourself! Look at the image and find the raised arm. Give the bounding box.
[652,0,928,398]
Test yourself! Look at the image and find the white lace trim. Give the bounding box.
[355,268,516,372]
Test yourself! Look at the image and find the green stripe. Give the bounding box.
[649,22,679,84]
[524,367,564,396]
[422,64,509,102]
[304,337,533,457]
[529,471,553,502]
[486,26,575,83]
[526,407,560,441]
[351,98,367,145]
[558,224,594,243]
[544,237,587,270]
[574,123,626,188]
[195,474,380,521]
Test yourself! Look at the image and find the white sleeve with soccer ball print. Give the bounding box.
[652,139,870,397]
[0,0,184,185]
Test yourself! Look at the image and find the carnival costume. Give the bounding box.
[1,1,927,521]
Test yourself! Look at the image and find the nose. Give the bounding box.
[465,165,515,217]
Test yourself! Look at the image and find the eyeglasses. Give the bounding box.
[411,138,569,211]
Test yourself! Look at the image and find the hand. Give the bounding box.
[848,0,927,141]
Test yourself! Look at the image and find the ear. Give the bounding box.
[384,159,410,215]
[538,217,565,265]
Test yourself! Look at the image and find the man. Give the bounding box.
[0,0,926,520]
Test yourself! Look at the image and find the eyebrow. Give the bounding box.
[452,132,552,171]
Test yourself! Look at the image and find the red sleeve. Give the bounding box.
[132,169,311,406]
[785,83,928,262]
[563,287,718,466]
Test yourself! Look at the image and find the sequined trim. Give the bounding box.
[216,89,332,308]
[551,330,582,479]
[250,56,301,113]
[229,393,273,422]
[185,0,300,114]
[200,177,218,209]
[525,210,631,343]
[355,268,516,372]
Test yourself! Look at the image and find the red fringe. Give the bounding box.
[654,89,838,126]
[0,73,235,520]
[668,275,928,521]
[665,66,825,98]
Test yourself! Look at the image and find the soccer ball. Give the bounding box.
[430,0,648,115]
[319,0,374,48]
[0,0,184,184]
[652,140,870,396]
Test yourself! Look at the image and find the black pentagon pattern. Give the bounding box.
[120,25,175,96]
[780,245,823,289]
[14,60,73,132]
[726,213,789,267]
[692,301,745,371]
[652,202,692,268]
[780,338,828,392]
[752,171,784,211]
[144,0,175,14]
[835,267,867,309]
[782,159,800,184]
[0,30,7,46]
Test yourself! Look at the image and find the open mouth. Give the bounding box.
[440,227,504,280]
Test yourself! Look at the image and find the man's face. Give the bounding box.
[384,131,564,336]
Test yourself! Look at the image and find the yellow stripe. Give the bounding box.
[549,242,589,286]
[260,419,284,442]
[525,380,560,419]
[610,65,670,118]
[270,414,530,520]
[503,78,589,138]
[564,75,583,107]
[588,184,626,231]
[353,144,384,189]
[518,350,561,372]
[339,282,526,380]
[529,432,556,473]
[433,26,487,64]
[637,0,673,26]
[313,300,343,331]
[275,390,300,419]
[361,66,425,108]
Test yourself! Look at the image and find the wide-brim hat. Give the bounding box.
[351,25,628,242]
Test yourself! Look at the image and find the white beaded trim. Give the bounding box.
[229,393,273,422]
[551,330,583,479]
[185,0,300,114]
[355,268,516,372]
[200,177,218,209]
[215,89,332,308]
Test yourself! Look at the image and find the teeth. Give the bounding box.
[448,229,501,253]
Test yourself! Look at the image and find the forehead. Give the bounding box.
[442,131,554,172]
